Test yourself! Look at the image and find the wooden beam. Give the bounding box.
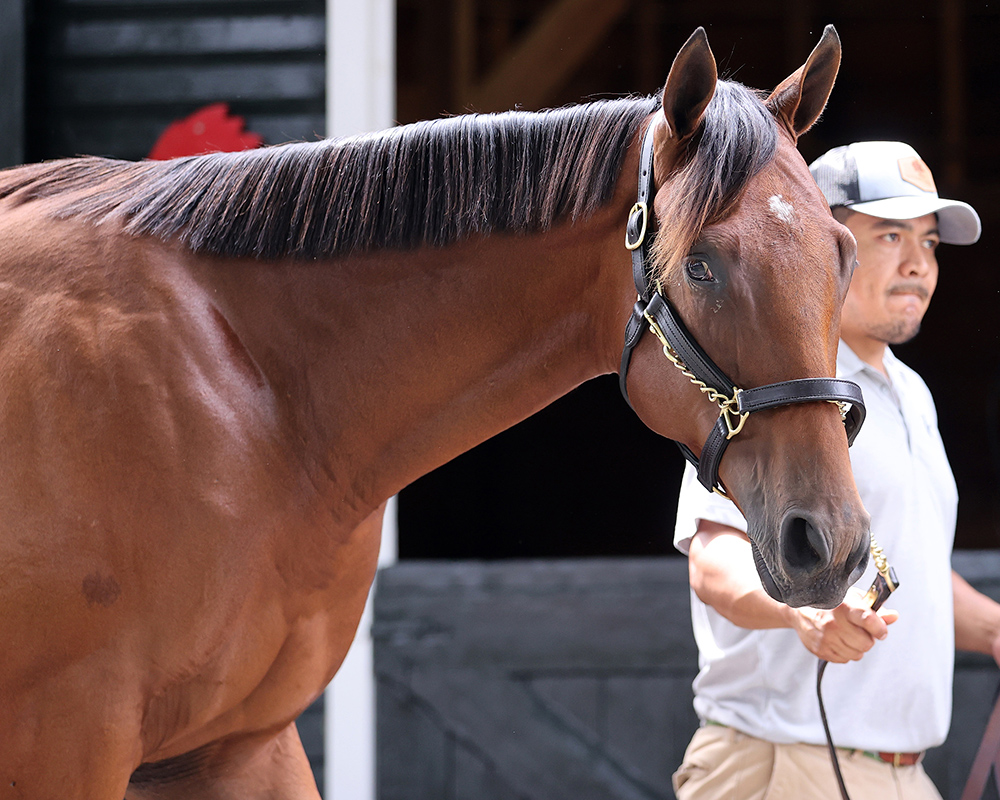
[940,0,965,188]
[464,0,631,113]
[783,0,812,71]
[452,0,476,107]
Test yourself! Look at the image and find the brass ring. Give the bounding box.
[624,202,648,250]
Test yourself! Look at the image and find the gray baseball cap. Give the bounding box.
[809,141,981,245]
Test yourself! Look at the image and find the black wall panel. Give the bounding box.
[0,0,27,168]
[25,0,326,161]
[375,553,1000,800]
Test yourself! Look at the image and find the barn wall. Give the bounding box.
[24,0,326,162]
[374,552,1000,800]
[0,0,27,168]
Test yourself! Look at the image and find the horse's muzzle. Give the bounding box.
[753,513,870,609]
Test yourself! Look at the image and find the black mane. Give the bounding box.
[0,84,776,266]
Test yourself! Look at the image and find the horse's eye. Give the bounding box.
[685,259,714,282]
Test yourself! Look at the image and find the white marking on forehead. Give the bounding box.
[769,194,796,225]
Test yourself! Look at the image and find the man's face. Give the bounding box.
[840,211,940,348]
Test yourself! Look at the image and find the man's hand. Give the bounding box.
[791,588,899,663]
[687,523,899,656]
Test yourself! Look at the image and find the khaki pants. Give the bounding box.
[673,725,942,800]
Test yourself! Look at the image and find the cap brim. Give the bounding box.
[847,196,981,245]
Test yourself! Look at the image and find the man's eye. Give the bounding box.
[685,259,715,282]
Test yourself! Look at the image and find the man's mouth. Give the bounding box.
[888,283,928,301]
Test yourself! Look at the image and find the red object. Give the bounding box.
[148,103,264,160]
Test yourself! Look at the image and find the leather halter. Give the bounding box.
[618,122,866,494]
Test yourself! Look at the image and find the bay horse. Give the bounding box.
[0,26,867,799]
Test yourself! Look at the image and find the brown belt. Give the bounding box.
[705,723,924,769]
[862,750,924,767]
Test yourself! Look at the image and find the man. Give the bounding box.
[672,141,1000,800]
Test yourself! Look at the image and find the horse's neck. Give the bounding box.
[200,208,631,512]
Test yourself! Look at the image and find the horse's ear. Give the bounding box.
[659,27,717,143]
[765,25,841,140]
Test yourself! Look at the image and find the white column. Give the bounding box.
[327,0,396,140]
[324,4,395,794]
[324,496,398,800]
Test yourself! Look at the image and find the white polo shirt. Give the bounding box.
[673,342,957,752]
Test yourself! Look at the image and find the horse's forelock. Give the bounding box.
[650,81,779,283]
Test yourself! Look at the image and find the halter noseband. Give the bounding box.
[619,123,866,495]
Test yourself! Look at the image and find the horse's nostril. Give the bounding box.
[781,514,831,572]
[847,535,870,584]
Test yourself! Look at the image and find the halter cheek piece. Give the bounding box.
[618,123,866,494]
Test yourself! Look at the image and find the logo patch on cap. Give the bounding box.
[898,156,936,192]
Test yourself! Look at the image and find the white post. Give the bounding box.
[327,0,396,140]
[324,496,398,800]
[324,4,395,795]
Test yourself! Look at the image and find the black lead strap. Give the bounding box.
[817,545,899,800]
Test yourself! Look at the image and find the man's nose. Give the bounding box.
[900,239,932,276]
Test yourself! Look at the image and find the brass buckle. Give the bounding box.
[624,202,648,250]
[641,308,749,495]
[720,390,749,439]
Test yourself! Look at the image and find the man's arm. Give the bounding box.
[953,569,1000,665]
[689,519,897,664]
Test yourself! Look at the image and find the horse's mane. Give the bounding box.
[0,83,776,266]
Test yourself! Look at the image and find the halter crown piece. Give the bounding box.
[618,123,867,494]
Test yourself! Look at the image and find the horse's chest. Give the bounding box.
[139,505,383,762]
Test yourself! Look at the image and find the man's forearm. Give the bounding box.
[688,526,797,630]
[953,569,1000,659]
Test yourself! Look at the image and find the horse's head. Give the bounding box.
[624,26,870,609]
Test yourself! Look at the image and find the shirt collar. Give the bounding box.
[837,340,898,385]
